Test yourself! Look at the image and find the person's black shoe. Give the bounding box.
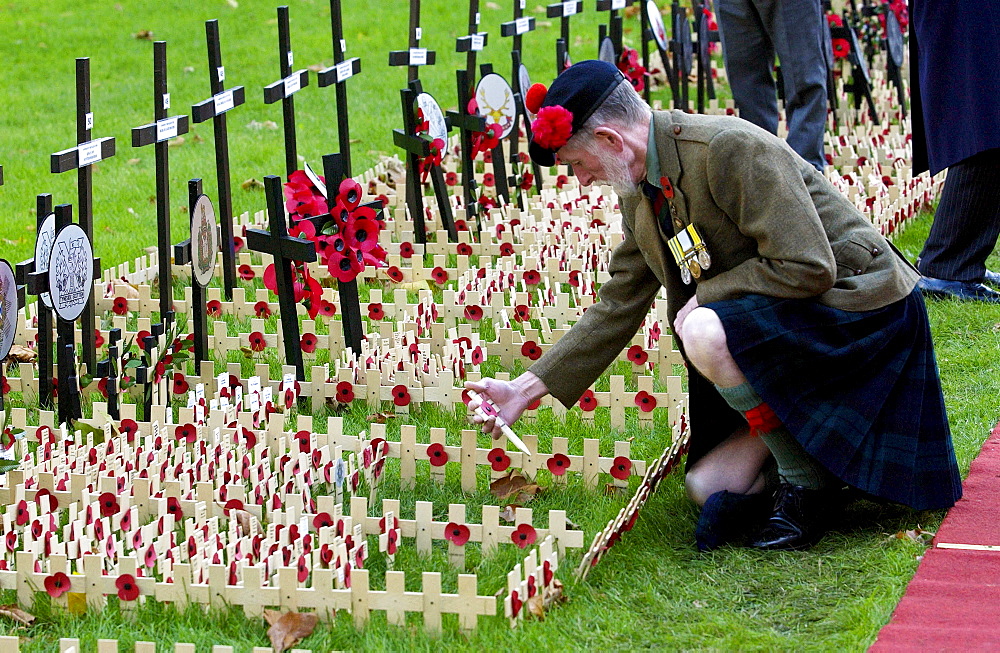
[749,483,828,551]
[917,276,1000,303]
[695,490,772,552]
[984,270,1000,288]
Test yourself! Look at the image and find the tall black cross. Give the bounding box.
[447,71,488,231]
[131,41,190,319]
[882,7,906,117]
[263,6,311,178]
[135,318,169,422]
[246,175,318,382]
[191,19,247,301]
[670,3,693,111]
[14,194,55,409]
[501,0,544,200]
[389,0,437,84]
[642,0,679,105]
[457,0,488,76]
[47,205,87,426]
[597,0,637,58]
[172,179,212,365]
[95,328,122,421]
[50,57,116,376]
[830,21,879,124]
[478,63,512,206]
[692,0,719,113]
[546,1,584,75]
[318,0,363,177]
[0,256,26,414]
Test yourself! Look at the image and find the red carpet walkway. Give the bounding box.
[870,422,1000,651]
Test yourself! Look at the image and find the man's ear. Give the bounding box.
[593,126,625,151]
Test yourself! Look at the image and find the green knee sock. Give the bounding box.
[715,382,831,490]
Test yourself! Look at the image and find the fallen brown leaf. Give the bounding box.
[498,504,520,523]
[4,345,37,364]
[0,604,35,626]
[366,412,398,424]
[889,526,935,544]
[167,136,185,148]
[263,610,318,652]
[127,158,141,165]
[241,178,264,191]
[191,133,204,144]
[624,5,640,18]
[490,470,541,502]
[524,578,566,621]
[133,29,154,40]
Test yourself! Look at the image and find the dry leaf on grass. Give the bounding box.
[241,178,264,191]
[167,136,185,148]
[603,483,626,497]
[525,578,566,621]
[498,504,520,523]
[0,605,35,626]
[263,610,318,652]
[4,345,37,364]
[133,29,153,40]
[127,158,141,165]
[888,526,935,544]
[367,412,398,424]
[490,471,542,503]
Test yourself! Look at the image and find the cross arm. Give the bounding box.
[445,110,487,133]
[389,48,437,67]
[263,70,311,104]
[393,130,433,157]
[456,32,488,53]
[245,230,318,264]
[500,16,536,37]
[596,0,635,10]
[131,115,191,148]
[546,1,583,18]
[191,86,247,123]
[173,239,192,266]
[317,58,362,87]
[51,138,116,173]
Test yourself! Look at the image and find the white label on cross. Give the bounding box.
[471,33,485,51]
[214,89,235,114]
[85,112,94,130]
[162,93,171,110]
[612,0,626,8]
[196,383,205,401]
[520,0,526,8]
[409,48,427,65]
[341,38,347,53]
[283,72,301,97]
[475,12,481,25]
[78,140,102,167]
[336,60,354,83]
[217,66,225,82]
[564,1,578,15]
[415,27,422,40]
[156,117,179,142]
[287,51,294,67]
[516,17,531,34]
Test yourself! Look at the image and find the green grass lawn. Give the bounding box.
[2,1,999,651]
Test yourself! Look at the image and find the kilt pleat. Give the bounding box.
[706,290,962,510]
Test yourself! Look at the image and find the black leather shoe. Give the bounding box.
[918,276,1000,303]
[695,490,772,552]
[750,483,828,551]
[984,270,1000,288]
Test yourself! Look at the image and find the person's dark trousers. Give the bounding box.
[716,0,828,171]
[918,148,1000,282]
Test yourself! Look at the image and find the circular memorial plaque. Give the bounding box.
[415,92,448,143]
[886,12,904,68]
[676,14,694,76]
[847,26,871,85]
[0,259,17,362]
[34,212,56,308]
[47,223,94,323]
[191,193,219,288]
[599,37,617,64]
[648,0,668,51]
[475,73,517,139]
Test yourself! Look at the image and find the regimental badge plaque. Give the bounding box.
[47,224,94,322]
[191,193,219,288]
[415,93,448,143]
[475,73,517,139]
[0,259,17,361]
[648,0,668,50]
[34,212,56,308]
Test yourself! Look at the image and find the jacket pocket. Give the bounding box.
[833,236,885,277]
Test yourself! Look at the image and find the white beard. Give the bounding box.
[594,149,640,199]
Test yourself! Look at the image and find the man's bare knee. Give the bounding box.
[685,466,719,507]
[680,308,727,369]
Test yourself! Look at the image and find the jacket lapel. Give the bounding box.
[632,194,672,287]
[653,111,690,229]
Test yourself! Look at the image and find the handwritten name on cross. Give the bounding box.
[131,41,190,319]
[546,1,584,75]
[14,194,55,409]
[191,19,247,301]
[246,176,318,382]
[389,0,437,83]
[318,0,363,176]
[263,6,311,178]
[50,57,116,376]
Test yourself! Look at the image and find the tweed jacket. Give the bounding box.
[531,110,920,407]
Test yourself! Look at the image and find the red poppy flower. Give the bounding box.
[568,270,581,287]
[120,419,138,441]
[456,242,473,256]
[175,423,196,444]
[173,373,189,395]
[471,346,484,365]
[521,341,542,361]
[513,305,530,322]
[382,266,404,284]
[547,453,571,476]
[314,300,335,318]
[336,381,355,403]
[399,242,414,259]
[301,333,318,353]
[527,398,541,410]
[482,172,495,188]
[464,305,483,321]
[827,13,843,27]
[488,447,511,472]
[166,496,184,519]
[112,297,129,315]
[426,443,448,466]
[523,270,541,285]
[95,330,105,348]
[556,174,569,189]
[578,389,597,411]
[368,303,384,321]
[444,522,470,546]
[519,173,534,191]
[116,574,139,601]
[254,301,272,318]
[511,523,537,549]
[500,242,515,257]
[249,331,266,352]
[44,571,71,598]
[13,500,27,526]
[610,456,633,480]
[207,300,222,317]
[627,345,649,365]
[431,267,449,284]
[391,385,411,407]
[96,376,109,398]
[635,391,657,412]
[99,492,120,517]
[238,264,255,281]
[832,38,849,59]
[445,171,459,186]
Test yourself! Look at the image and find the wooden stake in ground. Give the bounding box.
[596,0,637,59]
[501,0,544,202]
[263,5,311,179]
[15,194,55,409]
[546,1,584,75]
[131,41,190,319]
[50,57,116,376]
[318,0,363,177]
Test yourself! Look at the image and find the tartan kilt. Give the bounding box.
[700,289,963,511]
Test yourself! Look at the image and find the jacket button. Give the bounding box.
[872,247,880,255]
[673,218,684,229]
[673,125,682,135]
[855,269,863,275]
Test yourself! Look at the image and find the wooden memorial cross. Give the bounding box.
[669,2,694,111]
[0,256,25,413]
[131,41,190,319]
[501,0,544,200]
[172,179,217,365]
[317,0,363,176]
[641,0,679,105]
[546,1,584,75]
[388,0,437,84]
[447,71,488,231]
[246,176,318,381]
[476,63,512,205]
[15,194,57,409]
[830,21,879,124]
[692,0,719,113]
[596,0,637,59]
[882,6,906,117]
[50,57,116,375]
[135,318,170,421]
[191,19,247,301]
[94,328,122,421]
[263,6,311,178]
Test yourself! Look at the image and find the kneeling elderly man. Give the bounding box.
[466,60,962,551]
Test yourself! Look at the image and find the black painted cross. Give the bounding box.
[389,0,437,84]
[882,7,906,117]
[596,0,637,59]
[477,63,512,206]
[546,1,584,76]
[501,0,544,203]
[131,41,191,319]
[317,0,363,177]
[692,0,719,113]
[191,19,247,301]
[50,57,116,376]
[447,70,488,232]
[642,0,679,105]
[246,175,318,382]
[14,194,56,409]
[670,3,693,111]
[263,6,311,178]
[95,328,122,421]
[172,179,213,365]
[830,21,879,124]
[135,318,170,422]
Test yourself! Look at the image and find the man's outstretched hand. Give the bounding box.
[464,372,549,440]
